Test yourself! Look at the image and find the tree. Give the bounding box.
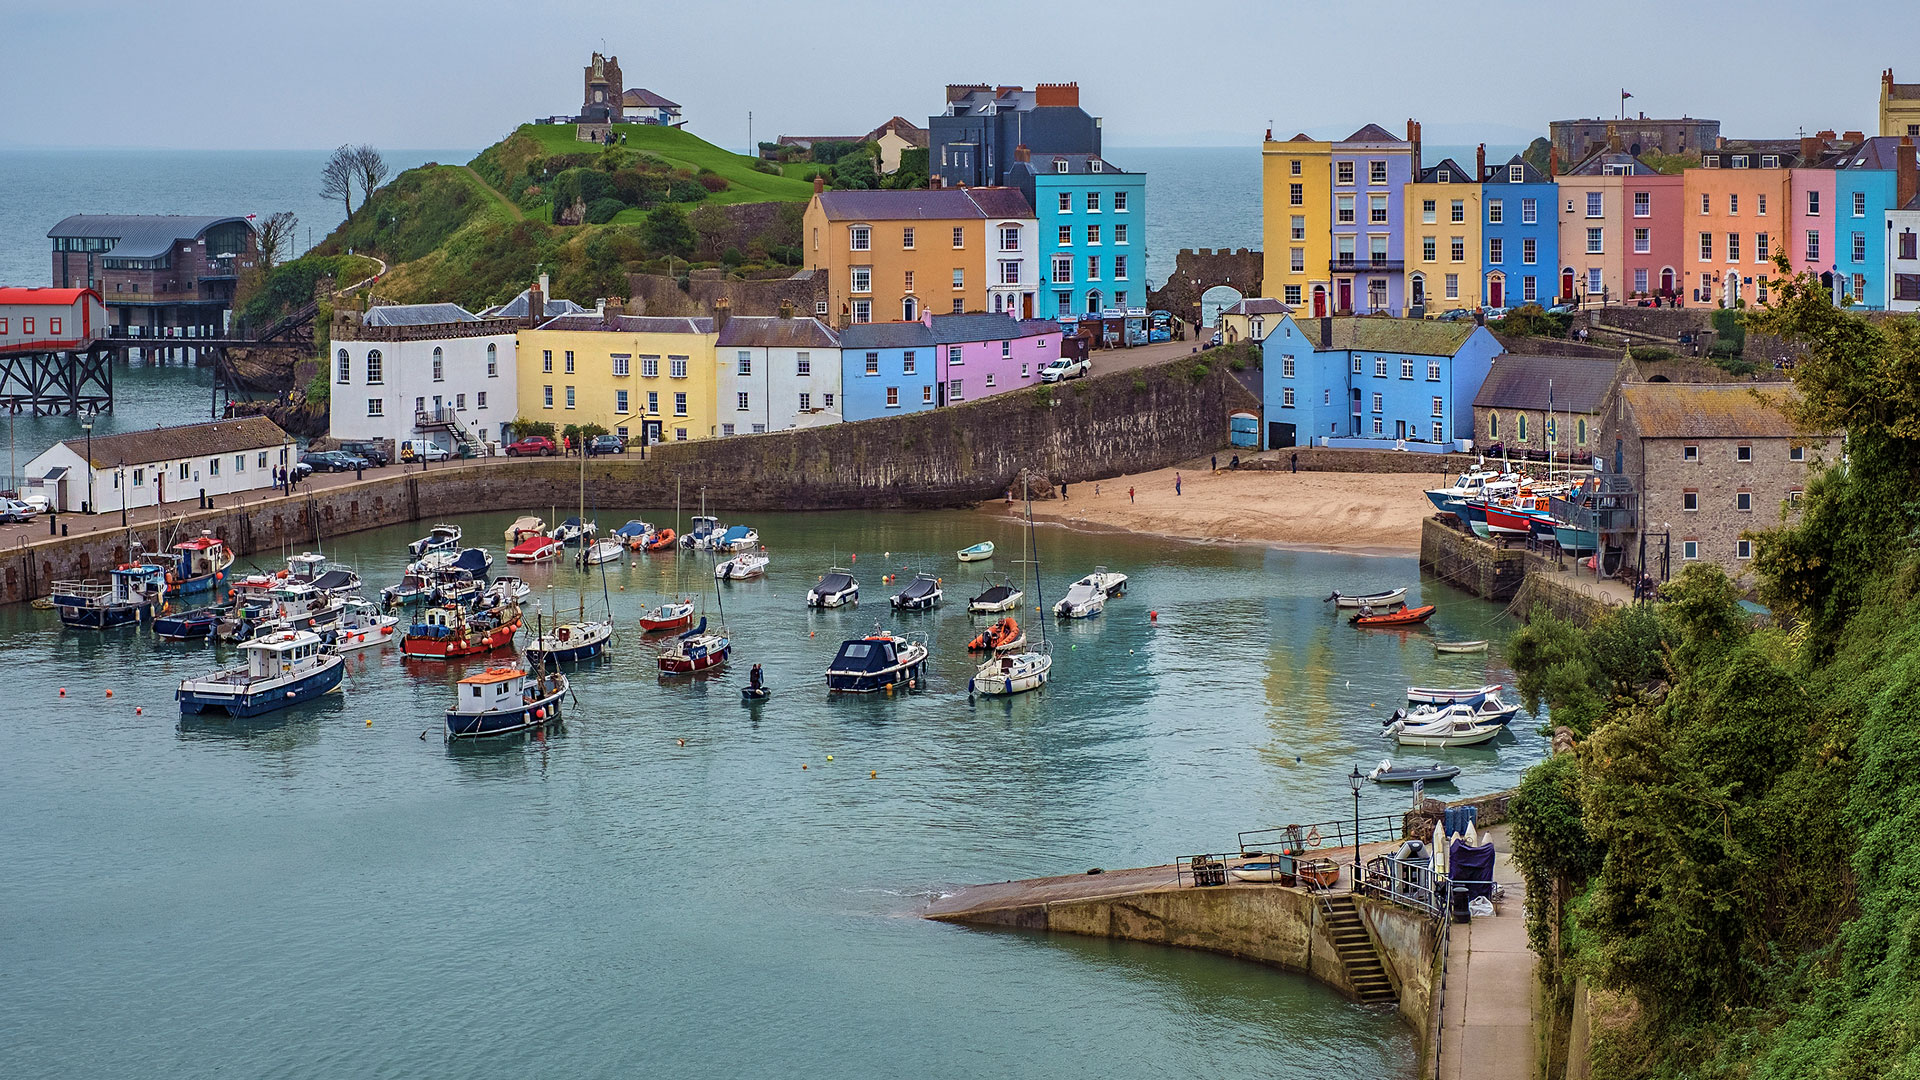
[352,145,390,204]
[321,145,357,219]
[833,152,877,191]
[642,203,695,259]
[256,211,298,269]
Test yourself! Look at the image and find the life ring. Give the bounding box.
[1306,828,1323,848]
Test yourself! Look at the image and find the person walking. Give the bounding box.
[1211,454,1217,472]
[1291,452,1298,474]
[1175,472,1182,496]
[1128,486,1135,503]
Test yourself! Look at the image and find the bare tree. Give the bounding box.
[321,144,357,219]
[256,211,298,268]
[352,145,390,205]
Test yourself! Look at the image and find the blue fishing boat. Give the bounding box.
[1553,524,1597,553]
[524,620,613,664]
[154,606,224,641]
[445,666,568,738]
[824,629,929,693]
[164,533,234,597]
[51,563,168,629]
[176,630,344,717]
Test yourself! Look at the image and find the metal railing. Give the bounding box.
[1238,813,1405,858]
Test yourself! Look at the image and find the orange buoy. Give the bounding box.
[105,689,114,698]
[59,688,66,696]
[1149,610,1159,621]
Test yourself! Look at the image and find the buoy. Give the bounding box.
[870,771,877,779]
[135,707,143,715]
[677,738,685,746]
[802,763,809,770]
[58,688,66,696]
[1149,611,1158,621]
[366,717,373,726]
[105,689,113,698]
[826,754,833,761]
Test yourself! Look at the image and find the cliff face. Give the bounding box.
[220,345,308,394]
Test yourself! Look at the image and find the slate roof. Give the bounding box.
[485,288,586,319]
[1221,298,1293,317]
[839,321,935,349]
[1023,153,1130,175]
[1472,356,1622,413]
[536,314,713,334]
[865,117,928,147]
[1821,136,1920,170]
[1890,80,1920,100]
[926,312,1053,344]
[815,187,1033,221]
[622,88,681,110]
[1564,149,1658,176]
[1418,159,1471,184]
[1489,155,1547,183]
[1340,123,1402,144]
[714,316,840,348]
[362,303,479,327]
[46,214,253,260]
[61,416,289,469]
[1304,316,1479,356]
[1620,382,1798,439]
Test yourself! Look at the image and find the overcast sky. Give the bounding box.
[4,0,1916,152]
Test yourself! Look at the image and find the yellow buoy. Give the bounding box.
[802,763,809,770]
[826,754,833,761]
[366,717,373,726]
[870,771,877,779]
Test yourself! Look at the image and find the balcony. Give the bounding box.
[1329,259,1404,275]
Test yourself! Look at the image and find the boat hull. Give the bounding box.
[1407,684,1502,706]
[58,601,157,630]
[969,656,1050,696]
[330,620,399,653]
[808,589,857,608]
[1482,506,1543,536]
[890,592,939,610]
[154,609,221,640]
[177,657,344,717]
[967,590,1023,614]
[826,657,927,693]
[525,626,611,664]
[1553,525,1597,553]
[1435,640,1489,653]
[401,619,520,659]
[1352,604,1436,628]
[446,691,564,738]
[657,641,731,675]
[1393,725,1503,747]
[1332,588,1407,608]
[639,611,694,632]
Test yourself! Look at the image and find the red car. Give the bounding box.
[504,436,557,457]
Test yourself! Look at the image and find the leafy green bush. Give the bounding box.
[1630,345,1676,361]
[584,197,627,225]
[1186,360,1212,383]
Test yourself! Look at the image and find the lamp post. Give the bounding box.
[1349,765,1364,890]
[118,460,126,529]
[81,413,94,514]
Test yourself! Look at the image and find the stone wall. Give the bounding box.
[1418,517,1531,602]
[1241,446,1486,475]
[627,267,827,319]
[1148,247,1265,325]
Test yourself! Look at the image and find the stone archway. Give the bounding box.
[1147,247,1264,335]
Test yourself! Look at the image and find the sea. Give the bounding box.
[0,507,1539,1078]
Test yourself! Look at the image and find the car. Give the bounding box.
[1434,308,1474,322]
[504,435,558,457]
[1546,302,1576,315]
[335,441,390,467]
[0,498,36,523]
[15,493,51,514]
[289,462,314,482]
[1483,306,1511,321]
[588,434,626,456]
[299,451,363,473]
[399,440,450,462]
[1040,357,1091,383]
[1206,331,1222,347]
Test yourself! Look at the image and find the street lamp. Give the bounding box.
[1348,765,1364,889]
[81,413,94,514]
[118,460,126,528]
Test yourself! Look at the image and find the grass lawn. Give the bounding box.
[510,123,814,206]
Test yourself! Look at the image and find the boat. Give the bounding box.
[1227,859,1292,884]
[164,533,235,597]
[890,573,942,611]
[407,524,462,559]
[643,529,677,552]
[401,602,522,659]
[957,541,995,562]
[640,598,696,632]
[328,600,400,653]
[657,615,731,675]
[741,685,771,702]
[968,649,1051,696]
[551,516,596,546]
[487,576,532,606]
[285,552,363,597]
[967,574,1024,614]
[825,629,929,693]
[1386,703,1504,747]
[381,570,435,608]
[1422,467,1511,517]
[712,525,759,552]
[808,569,859,608]
[1297,859,1342,889]
[234,592,350,641]
[445,667,568,739]
[1408,684,1503,707]
[1553,524,1598,553]
[1071,567,1127,597]
[427,569,485,608]
[579,539,624,566]
[176,630,343,717]
[409,550,459,574]
[1391,695,1523,729]
[1484,501,1551,538]
[507,534,562,563]
[1326,587,1408,609]
[51,564,168,629]
[504,516,546,545]
[680,515,721,549]
[450,547,494,578]
[967,617,1025,653]
[1351,603,1435,628]
[524,619,613,664]
[612,520,653,547]
[1435,639,1489,654]
[1053,581,1104,619]
[715,552,769,580]
[153,606,224,641]
[1367,758,1463,784]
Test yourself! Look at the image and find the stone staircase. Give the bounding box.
[1324,894,1398,1005]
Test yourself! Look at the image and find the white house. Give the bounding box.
[1890,195,1920,313]
[714,315,843,436]
[328,303,520,456]
[987,212,1039,319]
[22,415,293,514]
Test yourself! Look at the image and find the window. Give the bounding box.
[1370,194,1388,224]
[1085,257,1099,281]
[233,454,246,474]
[1422,236,1436,262]
[1337,161,1354,184]
[1401,358,1414,379]
[1431,396,1444,418]
[1900,274,1920,301]
[20,318,30,334]
[998,259,1022,285]
[1807,190,1820,216]
[1289,183,1303,206]
[1337,195,1355,223]
[1114,224,1128,244]
[1371,392,1383,413]
[1699,232,1713,262]
[1684,444,1699,461]
[1050,251,1075,284]
[1114,190,1128,211]
[798,392,812,411]
[950,226,966,249]
[1806,230,1821,262]
[675,428,687,441]
[1634,268,1649,293]
[948,345,964,366]
[1854,190,1869,218]
[1737,539,1752,560]
[1853,233,1867,263]
[1373,418,1384,435]
[1728,233,1741,263]
[564,351,574,374]
[1450,236,1465,262]
[863,352,880,376]
[1489,413,1500,439]
[1284,284,1302,305]
[1488,237,1504,264]
[1737,444,1752,462]
[613,353,632,377]
[1757,233,1770,260]
[952,268,965,289]
[948,380,963,400]
[1282,387,1295,407]
[367,399,383,417]
[1633,227,1650,254]
[902,351,916,374]
[850,266,871,294]
[1352,356,1363,374]
[1085,192,1100,212]
[1374,357,1388,376]
[1287,215,1307,242]
[922,385,933,404]
[365,349,383,384]
[543,385,553,408]
[1290,248,1305,273]
[795,352,812,377]
[565,386,575,409]
[824,393,833,409]
[477,391,487,409]
[674,392,687,416]
[1291,159,1302,176]
[1523,276,1537,302]
[1450,199,1465,224]
[1056,224,1073,247]
[1588,267,1603,292]
[486,343,498,377]
[1445,273,1460,300]
[208,457,219,477]
[849,225,870,251]
[455,393,466,411]
[1422,199,1437,224]
[431,347,444,381]
[1683,540,1699,560]
[1586,228,1604,254]
[1058,192,1072,213]
[179,463,189,481]
[722,423,735,437]
[639,355,659,378]
[1729,193,1740,215]
[1114,255,1128,280]
[1700,192,1711,215]
[1586,191,1604,218]
[1433,422,1445,443]
[1281,356,1296,378]
[902,226,914,250]
[613,389,629,414]
[1737,491,1752,511]
[1001,340,1011,359]
[1487,200,1503,224]
[886,386,900,408]
[1370,160,1387,185]
[669,357,688,379]
[999,225,1021,251]
[1522,237,1537,265]
[1633,191,1650,218]
[336,348,350,383]
[1428,362,1441,381]
[736,391,749,412]
[1683,491,1698,511]
[1758,193,1768,216]
[647,391,658,413]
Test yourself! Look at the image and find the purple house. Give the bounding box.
[926,312,1061,405]
[1331,121,1418,316]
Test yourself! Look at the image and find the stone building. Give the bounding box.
[580,52,623,124]
[1550,114,1719,163]
[1597,380,1826,584]
[1882,69,1920,138]
[47,214,259,336]
[1471,355,1625,462]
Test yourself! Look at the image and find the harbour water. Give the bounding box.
[0,506,1540,1077]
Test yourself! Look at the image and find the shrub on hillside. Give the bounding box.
[696,171,729,193]
[551,167,615,210]
[668,178,708,203]
[584,197,627,225]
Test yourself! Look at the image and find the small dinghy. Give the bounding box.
[1367,758,1463,784]
[507,534,562,563]
[644,529,677,552]
[807,569,859,608]
[1326,587,1409,609]
[1435,639,1489,654]
[505,516,546,545]
[407,524,462,559]
[890,573,942,611]
[1351,603,1435,628]
[967,574,1024,614]
[445,667,567,739]
[1408,683,1503,707]
[967,617,1026,654]
[1227,859,1291,884]
[579,539,624,566]
[715,552,769,580]
[741,685,771,702]
[957,541,994,562]
[1053,581,1105,619]
[154,605,224,641]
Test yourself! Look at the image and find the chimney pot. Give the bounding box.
[713,297,732,334]
[1475,143,1486,181]
[527,282,545,324]
[812,173,824,196]
[1548,145,1559,178]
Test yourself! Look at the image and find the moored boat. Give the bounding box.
[612,520,654,547]
[381,570,435,608]
[51,564,168,630]
[487,576,532,606]
[1071,566,1127,597]
[680,515,721,549]
[890,573,942,611]
[407,524,463,559]
[1367,758,1464,784]
[969,648,1051,697]
[154,606,224,641]
[713,525,759,552]
[1351,603,1435,628]
[967,616,1025,653]
[639,597,696,632]
[176,630,343,717]
[505,516,546,545]
[957,541,994,562]
[824,630,928,693]
[1385,703,1503,747]
[657,616,730,675]
[1435,639,1489,654]
[643,529,677,552]
[1407,683,1503,707]
[401,602,522,659]
[164,533,235,597]
[966,574,1023,614]
[507,535,562,563]
[445,666,568,739]
[579,539,624,566]
[524,620,613,664]
[808,569,859,608]
[715,552,769,580]
[551,516,596,546]
[328,600,400,653]
[1053,581,1104,619]
[1326,587,1408,609]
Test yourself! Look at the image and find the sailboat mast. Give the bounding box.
[1027,469,1048,647]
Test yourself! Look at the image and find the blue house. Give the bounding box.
[1481,154,1559,309]
[839,321,938,420]
[1825,136,1907,308]
[1009,152,1149,320]
[1259,315,1502,451]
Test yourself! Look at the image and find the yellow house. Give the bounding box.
[1404,158,1482,313]
[1881,68,1920,138]
[516,305,718,446]
[1262,133,1331,314]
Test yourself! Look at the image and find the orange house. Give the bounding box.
[1681,140,1815,307]
[803,182,1035,327]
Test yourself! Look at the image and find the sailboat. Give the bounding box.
[528,446,615,663]
[659,528,731,676]
[640,478,696,632]
[971,469,1053,698]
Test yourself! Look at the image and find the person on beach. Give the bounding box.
[1291,452,1298,473]
[1175,472,1182,496]
[1128,486,1135,503]
[1211,455,1217,472]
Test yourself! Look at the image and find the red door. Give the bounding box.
[1660,267,1674,294]
[1561,269,1575,303]
[1336,280,1352,313]
[1311,286,1327,318]
[1488,277,1504,308]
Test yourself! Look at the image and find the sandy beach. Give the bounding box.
[984,464,1435,555]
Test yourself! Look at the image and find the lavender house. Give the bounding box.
[926,312,1061,405]
[1330,122,1418,316]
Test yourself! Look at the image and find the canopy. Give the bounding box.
[1448,839,1496,899]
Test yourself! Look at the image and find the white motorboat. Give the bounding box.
[1391,693,1522,729]
[580,539,624,566]
[1072,566,1127,597]
[969,648,1052,697]
[808,569,859,608]
[967,574,1024,614]
[487,576,532,605]
[330,600,400,653]
[507,535,562,563]
[407,524,462,558]
[1053,581,1104,619]
[177,630,343,717]
[715,552,769,580]
[1327,587,1409,609]
[524,619,613,663]
[409,550,459,574]
[712,525,759,552]
[1407,683,1504,707]
[1385,703,1504,747]
[505,516,546,545]
[890,573,942,611]
[551,517,596,546]
[681,515,722,549]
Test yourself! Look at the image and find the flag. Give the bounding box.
[1621,89,1633,100]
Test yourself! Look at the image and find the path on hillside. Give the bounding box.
[462,165,524,221]
[336,255,387,295]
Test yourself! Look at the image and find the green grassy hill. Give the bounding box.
[510,123,814,207]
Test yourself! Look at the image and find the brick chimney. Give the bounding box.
[527,281,545,324]
[1606,122,1621,152]
[1800,135,1825,164]
[812,173,824,196]
[1900,137,1919,209]
[777,298,795,319]
[1034,82,1079,107]
[1843,130,1865,143]
[1475,143,1486,181]
[1547,145,1559,179]
[1014,144,1030,163]
[605,296,625,319]
[1407,119,1422,174]
[1264,127,1273,142]
[713,297,732,335]
[1888,68,1897,95]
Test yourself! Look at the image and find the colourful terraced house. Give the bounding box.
[1258,314,1501,452]
[1328,122,1418,316]
[516,304,718,446]
[1262,133,1334,315]
[1404,156,1482,314]
[1480,152,1560,309]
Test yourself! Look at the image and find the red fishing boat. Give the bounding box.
[656,616,730,675]
[639,597,696,632]
[1351,604,1436,628]
[402,603,522,658]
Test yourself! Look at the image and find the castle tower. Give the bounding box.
[582,52,624,124]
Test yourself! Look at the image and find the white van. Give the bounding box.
[399,440,451,462]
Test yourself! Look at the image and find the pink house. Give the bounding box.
[926,312,1061,405]
[1790,166,1837,283]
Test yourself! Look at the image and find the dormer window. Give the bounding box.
[1760,155,1780,169]
[1732,155,1749,168]
[1088,159,1102,173]
[1437,169,1451,183]
[1053,159,1068,173]
[1704,156,1720,168]
[1509,164,1524,183]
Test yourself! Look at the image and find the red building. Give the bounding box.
[0,287,107,354]
[47,214,257,337]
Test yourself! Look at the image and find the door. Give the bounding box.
[644,421,663,445]
[1659,267,1674,294]
[1411,274,1426,307]
[1336,279,1353,313]
[1022,293,1034,319]
[1267,422,1296,449]
[1351,388,1362,435]
[1311,286,1328,318]
[1488,275,1504,308]
[1395,419,1406,440]
[1561,268,1575,303]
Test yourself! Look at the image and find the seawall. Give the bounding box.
[3,357,1255,605]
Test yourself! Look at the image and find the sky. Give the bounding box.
[3,0,1917,152]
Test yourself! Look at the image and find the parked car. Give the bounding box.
[588,434,626,456]
[335,441,390,467]
[504,435,558,457]
[1040,357,1092,383]
[300,450,366,473]
[1546,302,1576,315]
[0,498,37,523]
[1434,308,1474,322]
[1483,306,1511,321]
[289,462,314,482]
[15,493,51,514]
[1206,331,1222,347]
